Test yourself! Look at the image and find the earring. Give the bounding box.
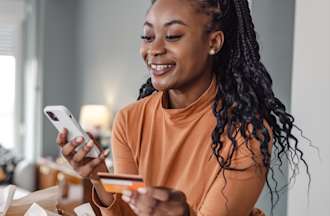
[209,49,216,55]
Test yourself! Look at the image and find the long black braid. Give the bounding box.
[139,0,311,214]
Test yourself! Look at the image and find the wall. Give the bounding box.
[76,0,149,113]
[288,0,330,215]
[41,0,79,157]
[252,0,296,215]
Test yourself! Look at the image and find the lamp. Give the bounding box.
[79,105,112,135]
[79,105,112,148]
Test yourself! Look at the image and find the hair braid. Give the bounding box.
[137,77,156,100]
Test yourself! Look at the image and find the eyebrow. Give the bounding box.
[144,20,190,28]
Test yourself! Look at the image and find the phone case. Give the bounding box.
[44,105,100,158]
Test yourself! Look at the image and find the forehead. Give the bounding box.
[145,0,209,28]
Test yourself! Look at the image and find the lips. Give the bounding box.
[148,62,176,76]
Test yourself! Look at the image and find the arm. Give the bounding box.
[92,110,138,216]
[197,165,266,216]
[196,133,269,216]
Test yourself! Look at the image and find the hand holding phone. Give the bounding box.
[44,105,100,158]
[56,128,110,180]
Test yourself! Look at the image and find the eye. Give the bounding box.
[165,35,183,42]
[140,35,154,43]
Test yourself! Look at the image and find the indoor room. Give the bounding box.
[0,0,329,215]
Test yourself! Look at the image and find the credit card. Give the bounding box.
[97,172,145,193]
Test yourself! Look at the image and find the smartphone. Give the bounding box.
[97,172,145,193]
[44,105,100,158]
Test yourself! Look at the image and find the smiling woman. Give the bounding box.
[56,0,309,216]
[140,3,215,105]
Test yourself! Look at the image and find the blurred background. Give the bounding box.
[0,0,329,215]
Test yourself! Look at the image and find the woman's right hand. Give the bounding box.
[56,128,110,180]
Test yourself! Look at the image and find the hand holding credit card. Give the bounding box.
[98,172,145,193]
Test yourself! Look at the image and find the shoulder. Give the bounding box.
[220,120,273,170]
[113,92,162,128]
[111,92,162,147]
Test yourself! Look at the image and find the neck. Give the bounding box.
[167,72,213,109]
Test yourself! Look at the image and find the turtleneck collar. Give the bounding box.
[160,77,217,123]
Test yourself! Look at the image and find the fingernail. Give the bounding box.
[87,141,93,147]
[103,149,110,156]
[121,195,130,202]
[137,187,147,194]
[129,203,137,211]
[76,137,83,142]
[122,190,132,197]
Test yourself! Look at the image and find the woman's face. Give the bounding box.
[140,0,214,92]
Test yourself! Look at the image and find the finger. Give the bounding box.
[72,140,94,163]
[86,132,103,150]
[139,187,171,202]
[122,190,136,205]
[122,190,140,214]
[76,150,109,177]
[56,128,68,147]
[122,190,157,215]
[61,136,83,157]
[170,190,187,202]
[100,148,110,160]
[135,194,157,214]
[154,201,186,216]
[128,203,140,215]
[121,191,138,213]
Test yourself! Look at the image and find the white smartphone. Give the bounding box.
[44,105,100,158]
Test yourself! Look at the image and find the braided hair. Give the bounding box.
[139,0,310,214]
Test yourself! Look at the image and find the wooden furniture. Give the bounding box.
[36,157,101,216]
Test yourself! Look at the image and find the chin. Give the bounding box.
[151,76,174,91]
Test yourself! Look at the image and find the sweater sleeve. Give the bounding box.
[195,133,270,216]
[92,110,138,216]
[196,165,266,216]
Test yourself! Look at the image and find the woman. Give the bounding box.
[57,0,309,215]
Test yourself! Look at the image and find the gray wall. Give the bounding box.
[41,0,79,157]
[252,1,295,215]
[289,0,330,214]
[76,0,149,112]
[252,0,295,110]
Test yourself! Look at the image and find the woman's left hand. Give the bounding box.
[121,187,190,216]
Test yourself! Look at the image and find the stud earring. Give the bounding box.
[209,49,216,55]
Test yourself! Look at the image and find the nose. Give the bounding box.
[148,38,166,56]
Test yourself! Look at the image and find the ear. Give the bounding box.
[208,31,224,55]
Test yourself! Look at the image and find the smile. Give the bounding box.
[149,63,176,76]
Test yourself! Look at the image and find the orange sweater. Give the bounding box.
[93,78,268,216]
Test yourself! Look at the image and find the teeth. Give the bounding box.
[150,64,174,71]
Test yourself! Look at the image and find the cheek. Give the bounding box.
[140,44,148,60]
[177,43,208,70]
[181,34,208,58]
